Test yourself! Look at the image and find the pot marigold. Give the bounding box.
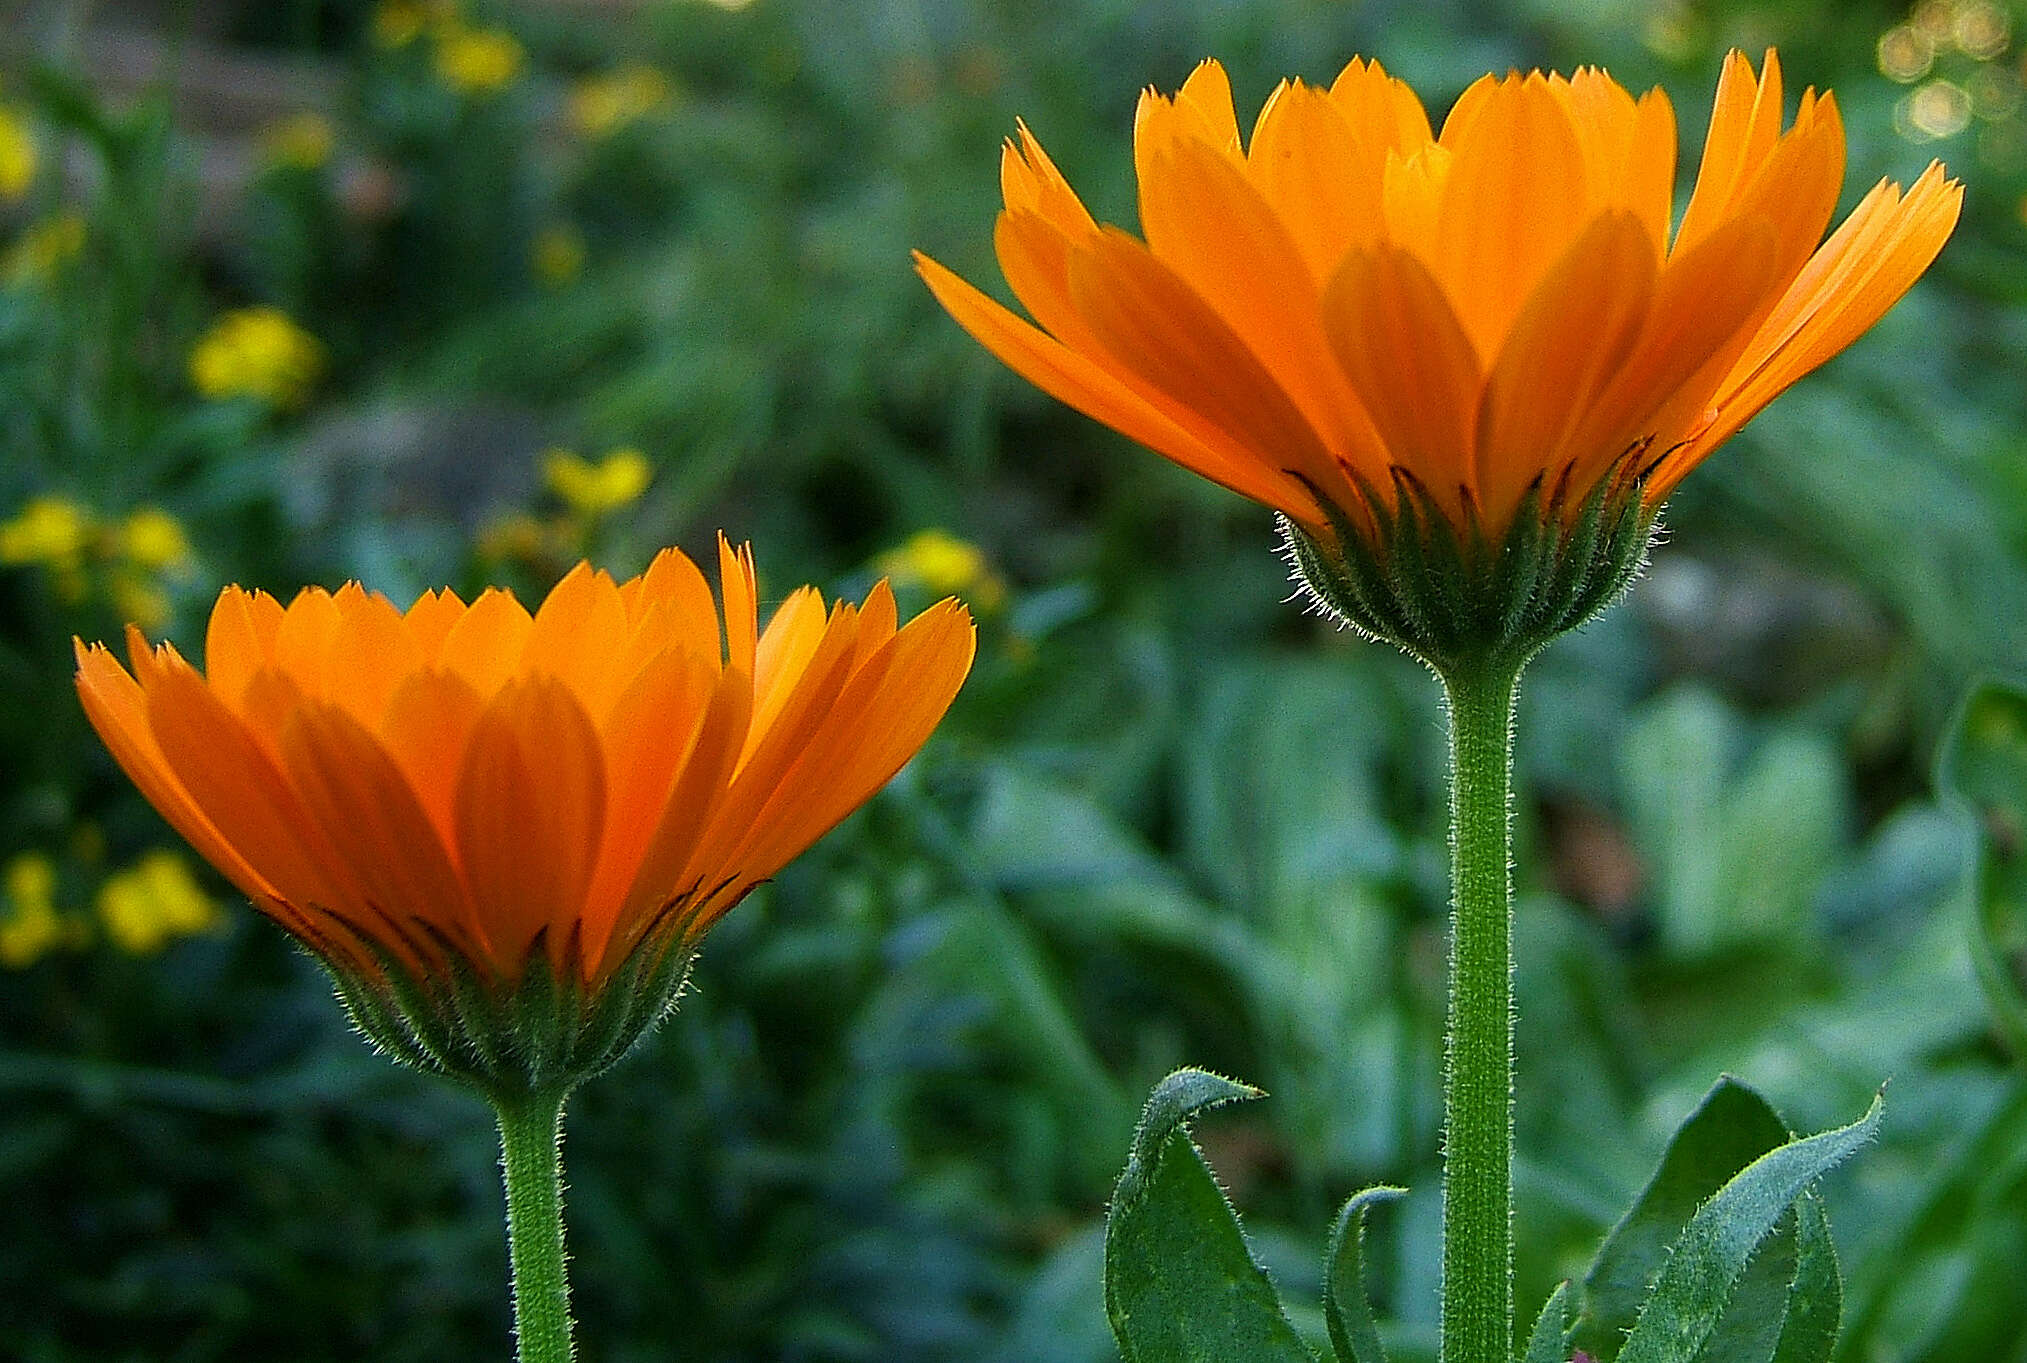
[917,51,1960,665]
[75,538,975,1091]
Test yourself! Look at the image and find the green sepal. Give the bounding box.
[1521,1281,1576,1363]
[1577,1077,1792,1357]
[1937,677,2027,1060]
[1279,452,1655,675]
[1613,1090,1884,1363]
[1323,1185,1404,1363]
[310,915,698,1100]
[1104,1069,1312,1363]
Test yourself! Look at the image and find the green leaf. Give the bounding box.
[1578,1077,1793,1359]
[1521,1281,1576,1363]
[1105,1069,1313,1363]
[1322,1185,1404,1363]
[1768,1193,1841,1363]
[1615,1092,1884,1363]
[1938,678,2027,1059]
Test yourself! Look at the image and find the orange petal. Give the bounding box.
[1328,56,1434,153]
[1067,228,1347,497]
[621,546,718,644]
[281,702,487,959]
[378,667,486,856]
[75,641,276,903]
[1559,212,1782,494]
[916,247,1318,515]
[404,588,468,662]
[608,665,753,964]
[454,677,605,973]
[852,580,899,667]
[1322,244,1484,515]
[1475,212,1657,525]
[326,583,423,730]
[579,647,719,967]
[1431,73,1591,356]
[718,535,758,676]
[1137,137,1383,469]
[1672,165,1961,487]
[140,652,383,948]
[272,587,344,693]
[752,586,833,748]
[1554,71,1677,250]
[525,562,632,721]
[1675,49,1787,254]
[1000,121,1097,236]
[436,587,533,700]
[729,600,975,893]
[1246,79,1390,277]
[204,587,285,713]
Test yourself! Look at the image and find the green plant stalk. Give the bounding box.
[495,1089,577,1363]
[1439,659,1521,1363]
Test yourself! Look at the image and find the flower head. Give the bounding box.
[261,112,336,171]
[0,103,35,201]
[5,212,87,284]
[435,26,524,96]
[189,307,326,408]
[75,539,974,1090]
[569,63,676,139]
[916,53,1959,662]
[543,447,653,517]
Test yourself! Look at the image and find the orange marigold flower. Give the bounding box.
[74,538,974,1089]
[915,51,1961,543]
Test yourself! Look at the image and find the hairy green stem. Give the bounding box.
[495,1089,576,1363]
[1439,660,1521,1363]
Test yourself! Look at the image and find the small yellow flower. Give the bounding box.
[5,211,87,283]
[262,112,336,170]
[189,307,326,408]
[1,852,63,968]
[436,27,524,96]
[569,63,676,138]
[0,103,36,201]
[532,224,587,288]
[543,447,653,516]
[476,509,555,562]
[371,0,441,48]
[97,850,222,955]
[117,507,192,572]
[111,575,173,629]
[0,496,91,568]
[876,529,1007,610]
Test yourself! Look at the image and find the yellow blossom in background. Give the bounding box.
[876,529,1007,611]
[1,853,66,967]
[0,103,35,201]
[96,851,222,954]
[117,507,191,572]
[570,63,677,138]
[262,112,335,170]
[1,496,90,568]
[189,307,326,408]
[532,223,587,287]
[371,0,450,48]
[436,26,524,95]
[543,446,653,516]
[5,212,86,284]
[110,576,173,629]
[475,509,557,562]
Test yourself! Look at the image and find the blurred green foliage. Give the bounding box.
[3,0,2026,1359]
